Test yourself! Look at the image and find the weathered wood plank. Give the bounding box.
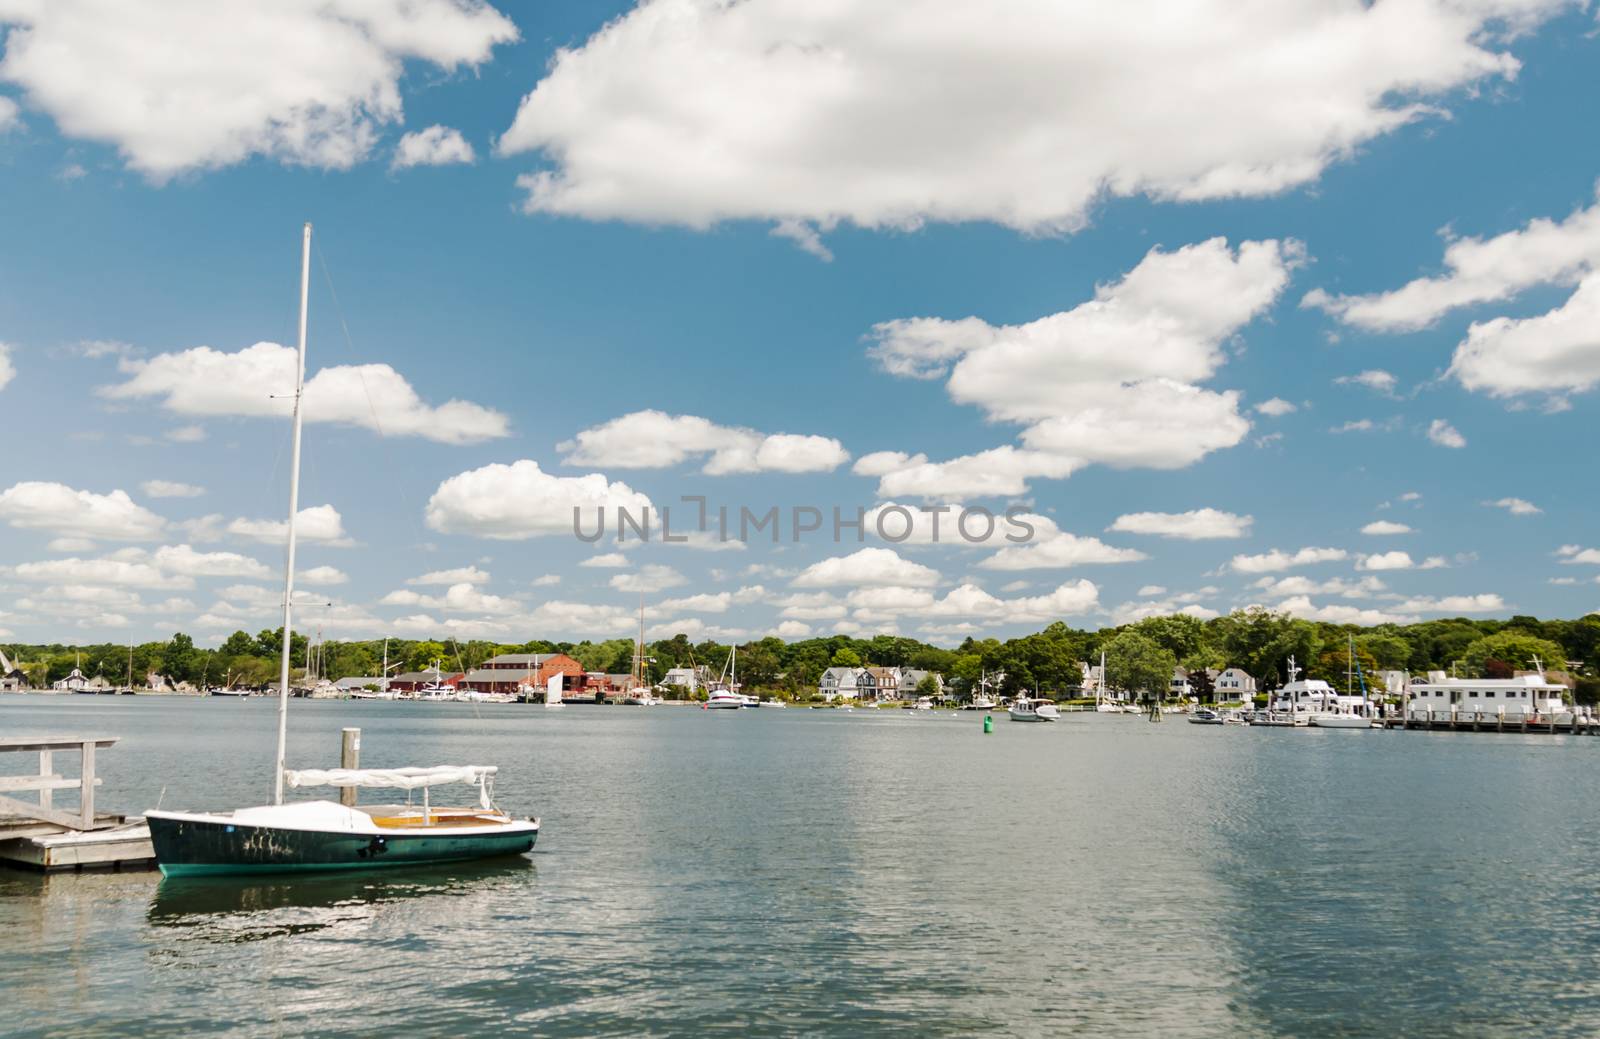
[0,793,95,831]
[0,775,102,794]
[0,736,119,753]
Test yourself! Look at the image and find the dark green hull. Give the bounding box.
[147,814,537,877]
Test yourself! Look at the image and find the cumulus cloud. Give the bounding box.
[380,582,516,614]
[0,94,19,133]
[0,1,517,179]
[406,565,490,586]
[1251,574,1388,600]
[1486,497,1541,516]
[1356,550,1448,571]
[609,565,688,594]
[1392,593,1507,614]
[392,124,475,169]
[559,410,848,474]
[498,0,1544,246]
[1558,545,1600,566]
[424,460,652,540]
[1335,370,1399,397]
[1307,189,1600,406]
[792,547,941,589]
[227,505,352,546]
[99,342,509,445]
[1255,398,1296,417]
[0,342,15,391]
[1427,418,1467,449]
[1228,547,1348,574]
[1109,508,1251,540]
[141,479,204,498]
[977,519,1146,570]
[152,544,272,578]
[298,565,348,586]
[1361,521,1413,536]
[1274,596,1419,626]
[845,579,1100,625]
[0,481,165,540]
[10,555,192,590]
[579,553,630,568]
[865,238,1295,496]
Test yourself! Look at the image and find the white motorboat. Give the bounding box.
[911,696,934,711]
[703,645,746,709]
[1310,711,1376,729]
[1008,697,1059,722]
[1188,708,1225,725]
[209,687,251,698]
[704,689,745,709]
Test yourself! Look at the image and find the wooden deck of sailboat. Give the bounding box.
[361,807,514,829]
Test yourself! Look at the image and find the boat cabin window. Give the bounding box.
[1485,691,1495,698]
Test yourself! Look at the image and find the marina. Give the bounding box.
[6,693,1600,1036]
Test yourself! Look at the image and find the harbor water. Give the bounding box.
[4,694,1600,1037]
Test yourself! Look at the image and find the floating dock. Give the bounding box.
[1383,712,1599,735]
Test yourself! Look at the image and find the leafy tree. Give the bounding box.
[1215,608,1319,691]
[830,647,862,667]
[1104,630,1176,699]
[915,673,941,698]
[1462,631,1569,677]
[220,630,257,658]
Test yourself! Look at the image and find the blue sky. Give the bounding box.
[2,0,1599,647]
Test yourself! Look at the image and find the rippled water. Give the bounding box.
[4,695,1600,1037]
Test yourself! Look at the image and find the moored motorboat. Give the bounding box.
[1008,697,1059,722]
[1189,708,1225,725]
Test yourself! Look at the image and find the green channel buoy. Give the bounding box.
[983,713,993,733]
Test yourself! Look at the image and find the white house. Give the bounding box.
[1170,667,1194,699]
[1214,667,1257,700]
[1407,672,1570,719]
[899,668,946,700]
[661,667,701,694]
[818,666,861,701]
[51,666,90,692]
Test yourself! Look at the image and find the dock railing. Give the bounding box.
[0,736,119,835]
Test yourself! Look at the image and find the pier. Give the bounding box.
[1382,710,1600,735]
[0,736,153,871]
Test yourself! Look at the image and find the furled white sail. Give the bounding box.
[284,765,496,790]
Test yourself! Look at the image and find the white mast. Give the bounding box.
[274,221,312,805]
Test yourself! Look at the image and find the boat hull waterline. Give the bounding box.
[146,810,538,877]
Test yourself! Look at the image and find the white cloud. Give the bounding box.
[773,620,813,639]
[1110,599,1220,626]
[1109,508,1251,540]
[1137,585,1167,597]
[1361,521,1413,536]
[978,518,1146,570]
[657,592,732,614]
[140,479,204,498]
[1558,545,1600,566]
[1251,574,1388,600]
[845,579,1099,625]
[10,556,191,590]
[406,565,490,586]
[0,94,19,133]
[227,504,351,546]
[1255,398,1296,417]
[1486,497,1541,516]
[46,537,96,553]
[1274,595,1418,626]
[166,424,207,443]
[1306,190,1600,332]
[298,565,348,586]
[792,547,940,589]
[425,460,652,540]
[866,238,1295,496]
[0,342,15,391]
[392,124,475,169]
[380,582,516,614]
[1331,419,1379,434]
[0,1,517,179]
[559,410,847,474]
[100,342,509,445]
[1427,418,1467,449]
[530,574,561,587]
[1307,190,1600,405]
[852,451,927,477]
[499,0,1544,243]
[152,544,272,578]
[1335,370,1399,396]
[609,565,688,594]
[1400,491,1423,502]
[0,481,165,540]
[1358,550,1418,571]
[1393,593,1507,614]
[1228,547,1348,574]
[579,553,630,568]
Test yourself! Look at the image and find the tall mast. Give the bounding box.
[274,221,312,805]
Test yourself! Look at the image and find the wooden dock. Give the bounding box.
[1383,711,1600,735]
[0,736,155,872]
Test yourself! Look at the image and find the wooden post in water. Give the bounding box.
[79,739,96,829]
[340,728,360,807]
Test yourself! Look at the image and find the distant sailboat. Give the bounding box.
[145,224,539,876]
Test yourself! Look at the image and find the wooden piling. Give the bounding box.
[339,728,360,807]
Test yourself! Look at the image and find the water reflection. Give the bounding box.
[148,859,536,944]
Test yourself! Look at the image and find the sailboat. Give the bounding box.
[1310,637,1379,729]
[145,224,539,877]
[622,597,658,705]
[1093,650,1122,713]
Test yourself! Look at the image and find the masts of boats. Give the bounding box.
[144,223,537,876]
[1310,635,1380,729]
[622,596,658,706]
[703,644,747,709]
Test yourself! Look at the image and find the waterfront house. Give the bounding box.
[818,666,861,701]
[51,666,90,692]
[0,648,29,691]
[864,666,900,701]
[660,666,701,694]
[1214,667,1257,700]
[1408,671,1570,719]
[1170,667,1194,699]
[899,667,946,700]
